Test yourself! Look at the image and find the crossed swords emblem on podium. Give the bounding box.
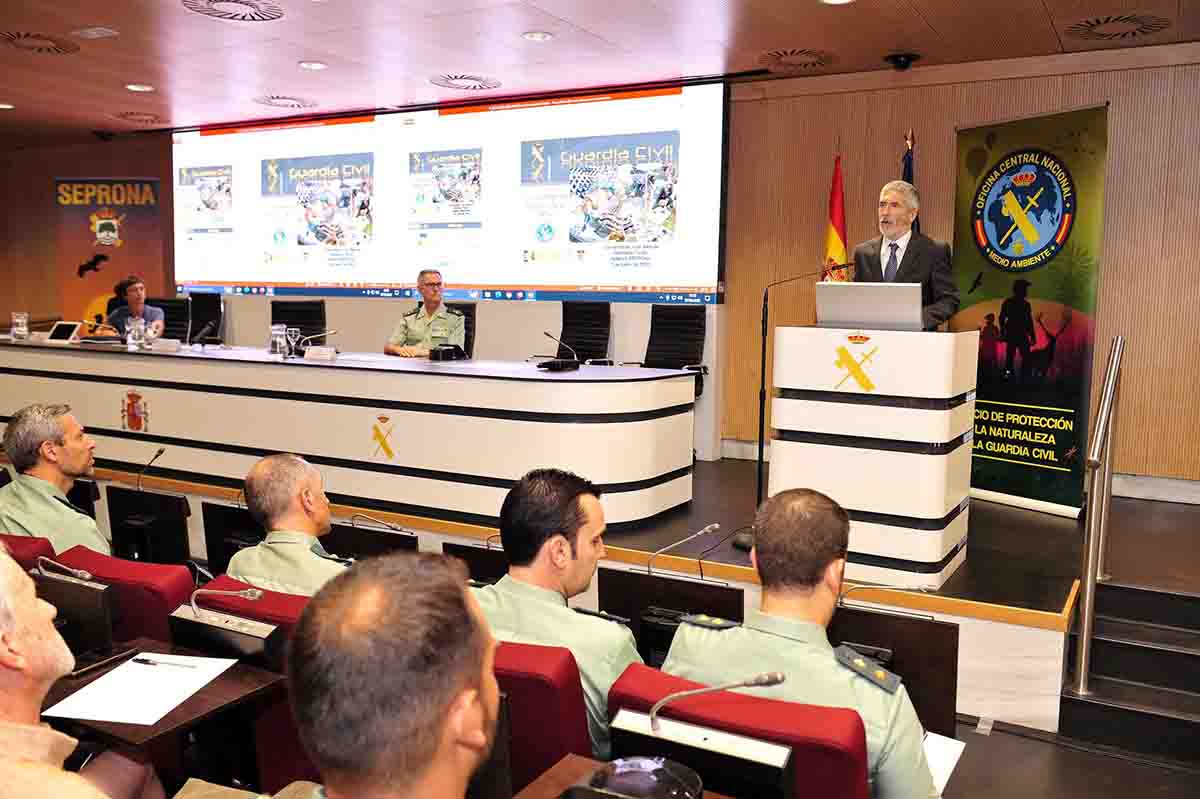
[834,345,878,392]
[372,416,396,459]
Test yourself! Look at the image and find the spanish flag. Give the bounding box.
[824,155,850,281]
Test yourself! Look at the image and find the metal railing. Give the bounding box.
[1070,335,1124,696]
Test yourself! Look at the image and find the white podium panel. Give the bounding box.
[769,327,979,588]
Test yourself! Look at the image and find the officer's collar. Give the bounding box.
[496,574,568,607]
[263,529,321,547]
[14,473,69,501]
[744,608,831,648]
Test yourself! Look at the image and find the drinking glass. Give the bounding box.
[286,327,302,357]
[10,312,29,341]
[127,318,146,347]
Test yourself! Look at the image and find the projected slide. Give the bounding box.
[173,85,724,304]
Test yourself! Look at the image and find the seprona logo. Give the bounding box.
[972,149,1075,273]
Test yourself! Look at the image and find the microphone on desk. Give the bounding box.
[537,331,580,372]
[646,523,719,576]
[485,533,502,550]
[190,318,218,346]
[36,556,93,581]
[137,447,166,492]
[298,329,339,348]
[648,671,786,731]
[838,583,932,608]
[190,586,262,620]
[350,512,414,535]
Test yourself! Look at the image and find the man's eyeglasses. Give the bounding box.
[419,282,443,290]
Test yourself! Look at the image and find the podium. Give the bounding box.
[769,327,979,588]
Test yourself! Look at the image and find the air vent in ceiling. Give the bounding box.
[758,49,835,73]
[1064,14,1171,40]
[254,94,317,109]
[181,0,284,22]
[0,32,81,55]
[113,111,165,125]
[430,74,502,91]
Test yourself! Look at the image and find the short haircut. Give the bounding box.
[113,277,136,298]
[289,553,485,792]
[2,403,72,474]
[122,273,146,289]
[417,269,442,285]
[753,489,849,591]
[499,468,601,566]
[243,453,317,529]
[880,180,920,211]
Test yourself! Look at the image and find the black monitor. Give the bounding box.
[106,485,191,564]
[33,569,114,654]
[443,542,508,585]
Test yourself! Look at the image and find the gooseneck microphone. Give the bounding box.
[537,331,581,372]
[36,556,93,581]
[191,318,218,345]
[648,672,786,731]
[350,512,414,535]
[190,586,263,620]
[646,523,719,575]
[137,447,166,492]
[298,329,339,347]
[543,330,579,361]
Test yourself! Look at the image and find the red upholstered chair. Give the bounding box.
[55,546,193,643]
[493,641,592,793]
[608,664,869,799]
[198,574,317,793]
[0,534,55,571]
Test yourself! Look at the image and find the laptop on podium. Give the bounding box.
[815,282,923,331]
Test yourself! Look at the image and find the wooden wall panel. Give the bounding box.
[724,63,1200,479]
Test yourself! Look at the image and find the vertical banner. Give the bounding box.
[55,178,163,324]
[949,107,1108,515]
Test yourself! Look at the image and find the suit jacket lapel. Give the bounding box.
[894,234,922,283]
[863,238,883,281]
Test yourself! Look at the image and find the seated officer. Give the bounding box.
[662,489,939,799]
[384,269,465,358]
[472,468,642,759]
[226,454,349,596]
[0,403,110,554]
[289,553,499,799]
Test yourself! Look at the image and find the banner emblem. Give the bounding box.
[371,415,395,460]
[121,389,149,432]
[972,149,1075,272]
[90,208,126,247]
[834,344,878,392]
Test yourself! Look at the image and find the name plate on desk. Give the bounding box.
[303,345,337,362]
[151,339,181,353]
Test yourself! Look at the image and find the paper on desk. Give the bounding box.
[923,731,966,795]
[43,653,237,726]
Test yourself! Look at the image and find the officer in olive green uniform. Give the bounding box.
[662,610,939,798]
[0,473,110,555]
[226,530,351,596]
[473,574,642,759]
[387,303,465,352]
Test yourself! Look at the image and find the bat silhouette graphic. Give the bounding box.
[77,253,109,278]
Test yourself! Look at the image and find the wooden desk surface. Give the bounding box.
[515,754,732,799]
[42,637,284,748]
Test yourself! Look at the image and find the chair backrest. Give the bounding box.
[55,546,194,643]
[148,297,191,341]
[643,304,706,370]
[608,664,869,799]
[270,300,327,342]
[0,468,12,488]
[446,302,477,357]
[493,641,592,793]
[0,534,54,570]
[559,301,611,362]
[199,574,309,638]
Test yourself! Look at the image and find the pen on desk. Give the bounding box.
[133,657,197,669]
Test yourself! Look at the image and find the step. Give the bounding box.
[1095,581,1200,632]
[1068,616,1200,693]
[1061,676,1200,764]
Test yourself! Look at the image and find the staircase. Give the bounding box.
[1061,580,1200,765]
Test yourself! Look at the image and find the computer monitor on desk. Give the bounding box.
[106,485,191,564]
[33,568,114,654]
[443,542,508,585]
[815,282,923,331]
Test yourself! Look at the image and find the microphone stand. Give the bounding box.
[755,265,852,505]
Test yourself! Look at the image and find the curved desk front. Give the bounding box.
[0,342,695,527]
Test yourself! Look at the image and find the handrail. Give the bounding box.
[1070,335,1124,696]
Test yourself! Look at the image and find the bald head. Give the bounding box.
[243,454,330,535]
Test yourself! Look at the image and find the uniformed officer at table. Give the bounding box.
[471,468,643,759]
[226,454,350,596]
[662,488,939,799]
[384,269,465,358]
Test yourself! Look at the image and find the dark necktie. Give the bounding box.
[884,242,899,282]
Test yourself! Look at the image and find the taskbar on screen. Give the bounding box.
[177,284,723,304]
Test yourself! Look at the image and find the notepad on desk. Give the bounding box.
[924,731,966,795]
[44,652,236,726]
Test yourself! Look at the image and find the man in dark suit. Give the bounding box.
[853,180,959,329]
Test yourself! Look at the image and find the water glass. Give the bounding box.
[286,326,302,357]
[269,323,288,356]
[127,317,146,347]
[10,312,29,341]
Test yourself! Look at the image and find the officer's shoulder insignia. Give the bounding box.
[402,307,420,317]
[573,607,631,627]
[834,644,901,693]
[680,613,740,630]
[446,307,464,317]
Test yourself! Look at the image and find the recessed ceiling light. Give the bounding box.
[125,83,155,92]
[820,0,856,4]
[71,26,120,39]
[298,60,327,71]
[0,103,13,110]
[522,31,554,42]
[430,74,502,91]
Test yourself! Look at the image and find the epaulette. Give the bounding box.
[680,613,739,630]
[573,607,631,626]
[834,644,901,693]
[403,307,420,317]
[446,307,464,316]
